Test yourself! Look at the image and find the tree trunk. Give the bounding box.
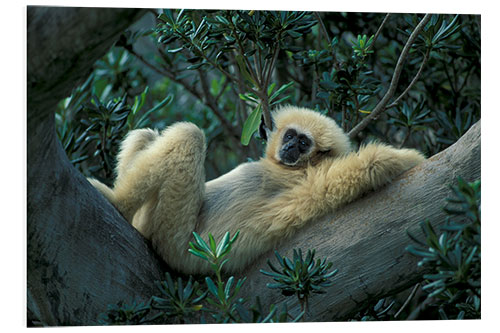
[26,6,481,326]
[26,7,164,326]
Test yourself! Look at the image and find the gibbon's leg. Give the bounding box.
[88,128,159,207]
[110,122,206,229]
[115,128,159,183]
[263,143,425,236]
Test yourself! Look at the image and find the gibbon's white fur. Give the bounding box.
[89,106,425,274]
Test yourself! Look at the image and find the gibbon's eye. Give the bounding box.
[283,129,297,143]
[297,134,311,148]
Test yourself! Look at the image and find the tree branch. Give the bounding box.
[127,46,242,144]
[27,7,166,326]
[348,14,431,140]
[386,47,431,110]
[370,13,391,50]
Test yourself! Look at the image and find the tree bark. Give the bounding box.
[26,7,164,326]
[26,6,481,326]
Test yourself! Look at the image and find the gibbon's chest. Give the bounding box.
[197,162,281,226]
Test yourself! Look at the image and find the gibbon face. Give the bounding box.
[265,106,352,167]
[277,126,314,167]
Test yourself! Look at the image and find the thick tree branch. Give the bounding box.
[27,7,166,326]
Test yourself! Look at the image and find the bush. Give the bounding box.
[99,232,340,324]
[56,10,480,182]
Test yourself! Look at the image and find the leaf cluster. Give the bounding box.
[98,299,161,325]
[406,177,480,319]
[261,249,338,313]
[99,232,328,324]
[314,34,380,129]
[402,14,461,51]
[388,100,433,131]
[57,84,172,183]
[152,273,206,323]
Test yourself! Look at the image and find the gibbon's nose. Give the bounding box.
[284,140,298,152]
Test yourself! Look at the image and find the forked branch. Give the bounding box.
[348,14,431,139]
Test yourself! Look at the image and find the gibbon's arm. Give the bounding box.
[262,143,425,236]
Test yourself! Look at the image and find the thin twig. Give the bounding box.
[128,46,242,142]
[369,14,391,51]
[407,296,435,320]
[259,42,281,131]
[394,283,420,318]
[227,11,261,86]
[314,12,331,43]
[348,14,431,140]
[314,12,338,68]
[214,77,231,104]
[386,47,431,110]
[197,69,241,140]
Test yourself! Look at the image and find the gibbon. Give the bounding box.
[89,106,425,274]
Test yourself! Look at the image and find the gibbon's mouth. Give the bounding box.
[279,149,301,166]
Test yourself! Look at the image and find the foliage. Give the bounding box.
[261,249,338,314]
[152,273,206,323]
[99,232,312,324]
[406,177,480,319]
[98,299,161,325]
[56,11,480,180]
[189,231,246,322]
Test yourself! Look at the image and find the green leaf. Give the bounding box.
[224,276,234,300]
[241,105,262,146]
[135,95,173,129]
[235,55,257,86]
[267,83,277,96]
[208,234,217,254]
[188,248,209,261]
[216,232,230,257]
[192,232,211,254]
[167,47,184,53]
[239,93,259,103]
[205,277,219,298]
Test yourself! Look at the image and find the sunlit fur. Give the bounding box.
[89,106,425,274]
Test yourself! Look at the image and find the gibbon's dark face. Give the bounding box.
[279,128,313,166]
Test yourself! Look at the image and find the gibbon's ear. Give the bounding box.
[259,113,274,142]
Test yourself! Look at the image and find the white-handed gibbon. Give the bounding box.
[89,106,425,274]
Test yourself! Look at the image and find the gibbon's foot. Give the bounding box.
[116,128,160,179]
[87,177,116,205]
[157,122,206,159]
